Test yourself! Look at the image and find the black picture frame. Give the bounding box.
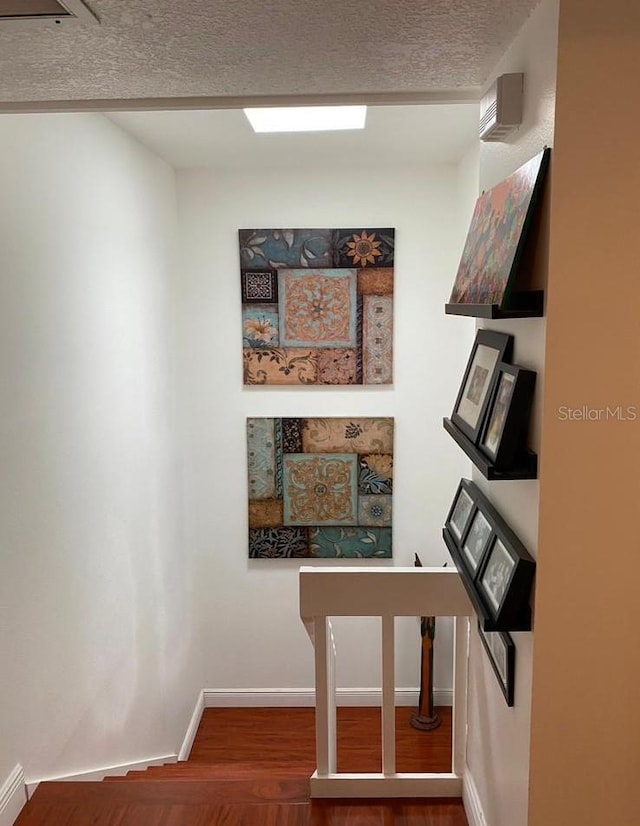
[442,479,535,631]
[478,535,518,616]
[461,507,493,575]
[476,523,534,626]
[477,621,515,706]
[451,330,513,444]
[480,363,536,469]
[445,480,475,543]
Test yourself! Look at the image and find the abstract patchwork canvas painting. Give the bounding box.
[239,228,394,385]
[247,417,393,558]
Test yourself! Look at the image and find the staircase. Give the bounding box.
[15,708,469,825]
[16,565,474,824]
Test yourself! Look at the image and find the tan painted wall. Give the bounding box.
[529,2,640,824]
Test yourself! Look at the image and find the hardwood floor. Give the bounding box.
[187,706,453,775]
[16,707,468,826]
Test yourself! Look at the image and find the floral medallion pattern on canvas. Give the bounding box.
[283,454,357,525]
[280,270,356,347]
[239,228,394,385]
[247,417,393,558]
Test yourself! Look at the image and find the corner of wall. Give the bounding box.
[463,765,488,826]
[0,765,27,826]
[178,690,206,762]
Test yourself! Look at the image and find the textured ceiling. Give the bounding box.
[0,0,540,107]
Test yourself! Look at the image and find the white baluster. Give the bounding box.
[381,614,396,775]
[452,615,469,777]
[314,615,336,775]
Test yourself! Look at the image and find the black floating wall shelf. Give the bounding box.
[443,417,538,480]
[442,528,532,632]
[443,479,535,632]
[445,289,544,319]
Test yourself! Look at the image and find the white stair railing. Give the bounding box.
[299,566,473,798]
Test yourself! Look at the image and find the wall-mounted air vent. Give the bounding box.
[0,0,98,24]
[479,73,524,142]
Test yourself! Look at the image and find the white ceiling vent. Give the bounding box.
[479,73,523,142]
[0,0,98,25]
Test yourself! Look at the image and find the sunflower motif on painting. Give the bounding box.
[346,231,383,267]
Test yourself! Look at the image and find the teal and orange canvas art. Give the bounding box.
[247,417,393,558]
[239,228,394,385]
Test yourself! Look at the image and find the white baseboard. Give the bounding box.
[0,765,27,826]
[203,687,453,707]
[25,753,178,797]
[463,766,488,826]
[179,690,205,761]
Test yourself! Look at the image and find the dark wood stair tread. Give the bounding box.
[16,781,468,825]
[16,783,308,826]
[106,766,313,780]
[102,775,310,801]
[24,780,310,804]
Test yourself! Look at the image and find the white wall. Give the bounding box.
[0,114,201,786]
[175,162,474,698]
[463,2,559,826]
[457,144,480,246]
